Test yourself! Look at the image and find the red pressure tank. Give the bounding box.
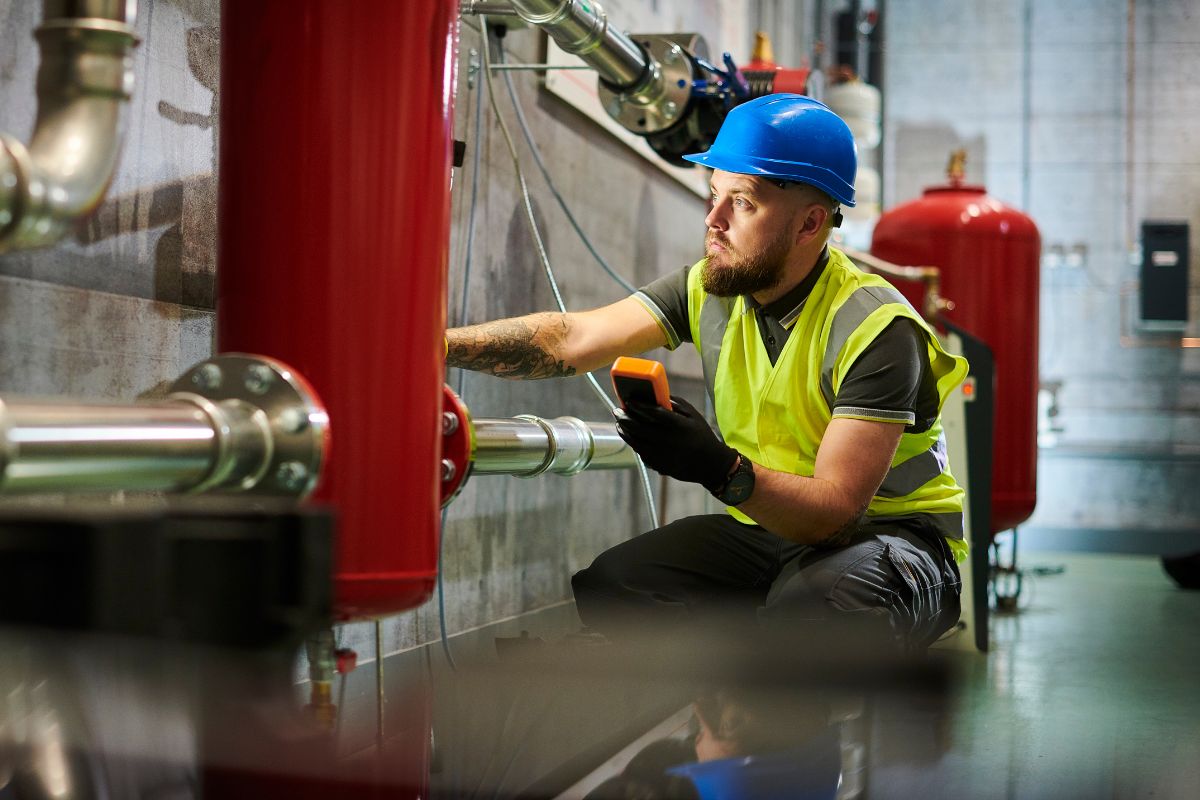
[218,0,459,618]
[871,157,1041,537]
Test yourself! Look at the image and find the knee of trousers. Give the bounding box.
[570,548,629,600]
[761,550,898,625]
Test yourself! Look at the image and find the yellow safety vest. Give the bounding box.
[685,247,970,561]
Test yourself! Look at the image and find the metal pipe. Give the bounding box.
[487,63,593,71]
[0,400,220,492]
[470,415,636,476]
[0,355,327,497]
[0,0,140,253]
[841,244,953,322]
[459,0,521,15]
[507,0,648,90]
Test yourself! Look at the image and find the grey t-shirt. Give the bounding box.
[634,257,939,433]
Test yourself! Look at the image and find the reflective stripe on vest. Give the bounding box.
[684,248,970,539]
[877,435,949,498]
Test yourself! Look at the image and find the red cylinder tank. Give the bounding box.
[218,0,459,618]
[871,170,1041,537]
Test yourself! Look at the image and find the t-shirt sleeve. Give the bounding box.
[831,318,930,429]
[633,264,692,350]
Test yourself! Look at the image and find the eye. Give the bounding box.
[734,196,750,209]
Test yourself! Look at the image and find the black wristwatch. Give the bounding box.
[709,453,755,506]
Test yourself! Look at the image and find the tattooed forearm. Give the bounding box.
[447,313,577,379]
[822,499,870,547]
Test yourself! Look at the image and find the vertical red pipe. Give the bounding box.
[219,0,459,619]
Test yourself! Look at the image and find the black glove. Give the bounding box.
[614,395,738,490]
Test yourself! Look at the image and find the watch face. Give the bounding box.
[719,461,755,505]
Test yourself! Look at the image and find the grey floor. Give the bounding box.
[442,550,1200,800]
[867,551,1200,799]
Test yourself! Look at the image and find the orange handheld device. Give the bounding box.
[610,357,672,411]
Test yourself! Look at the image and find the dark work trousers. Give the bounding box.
[571,513,962,652]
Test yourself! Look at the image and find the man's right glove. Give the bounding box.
[614,395,738,491]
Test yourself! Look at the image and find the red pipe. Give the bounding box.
[219,0,459,619]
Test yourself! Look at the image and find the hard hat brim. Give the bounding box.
[682,150,857,208]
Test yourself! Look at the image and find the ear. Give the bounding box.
[793,204,829,245]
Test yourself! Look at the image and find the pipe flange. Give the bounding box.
[597,34,694,135]
[440,385,474,507]
[169,354,328,498]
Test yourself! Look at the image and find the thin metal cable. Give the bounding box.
[437,29,492,674]
[481,18,659,529]
[498,54,637,295]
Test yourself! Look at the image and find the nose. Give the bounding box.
[704,198,730,232]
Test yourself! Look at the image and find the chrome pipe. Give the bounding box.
[0,400,221,492]
[508,0,648,90]
[0,0,139,253]
[470,415,636,477]
[0,355,327,498]
[460,0,521,15]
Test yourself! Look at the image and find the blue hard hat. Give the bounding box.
[682,94,857,207]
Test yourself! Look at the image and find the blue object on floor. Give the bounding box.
[667,732,841,800]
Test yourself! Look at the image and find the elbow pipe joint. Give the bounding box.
[0,2,140,253]
[504,1,693,136]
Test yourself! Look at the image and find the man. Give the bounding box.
[447,94,967,651]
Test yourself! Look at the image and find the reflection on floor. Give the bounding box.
[460,551,1200,800]
[869,550,1200,800]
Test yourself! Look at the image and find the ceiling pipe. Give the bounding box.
[459,0,521,15]
[0,0,140,253]
[504,0,651,91]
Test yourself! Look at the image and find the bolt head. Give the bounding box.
[276,460,309,492]
[244,364,274,395]
[278,407,309,434]
[664,101,678,116]
[441,459,457,482]
[191,363,222,391]
[442,411,460,436]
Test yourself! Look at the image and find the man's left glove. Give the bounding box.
[614,395,738,490]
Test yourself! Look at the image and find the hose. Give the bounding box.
[480,17,659,530]
[436,30,491,673]
[497,54,638,295]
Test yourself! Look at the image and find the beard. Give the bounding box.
[701,227,793,297]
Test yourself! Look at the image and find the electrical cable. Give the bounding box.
[435,29,491,674]
[497,54,638,296]
[481,17,659,529]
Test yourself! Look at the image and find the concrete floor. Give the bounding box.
[541,551,1200,800]
[858,551,1200,799]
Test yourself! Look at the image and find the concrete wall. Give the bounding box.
[882,0,1200,553]
[0,0,733,664]
[0,0,219,397]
